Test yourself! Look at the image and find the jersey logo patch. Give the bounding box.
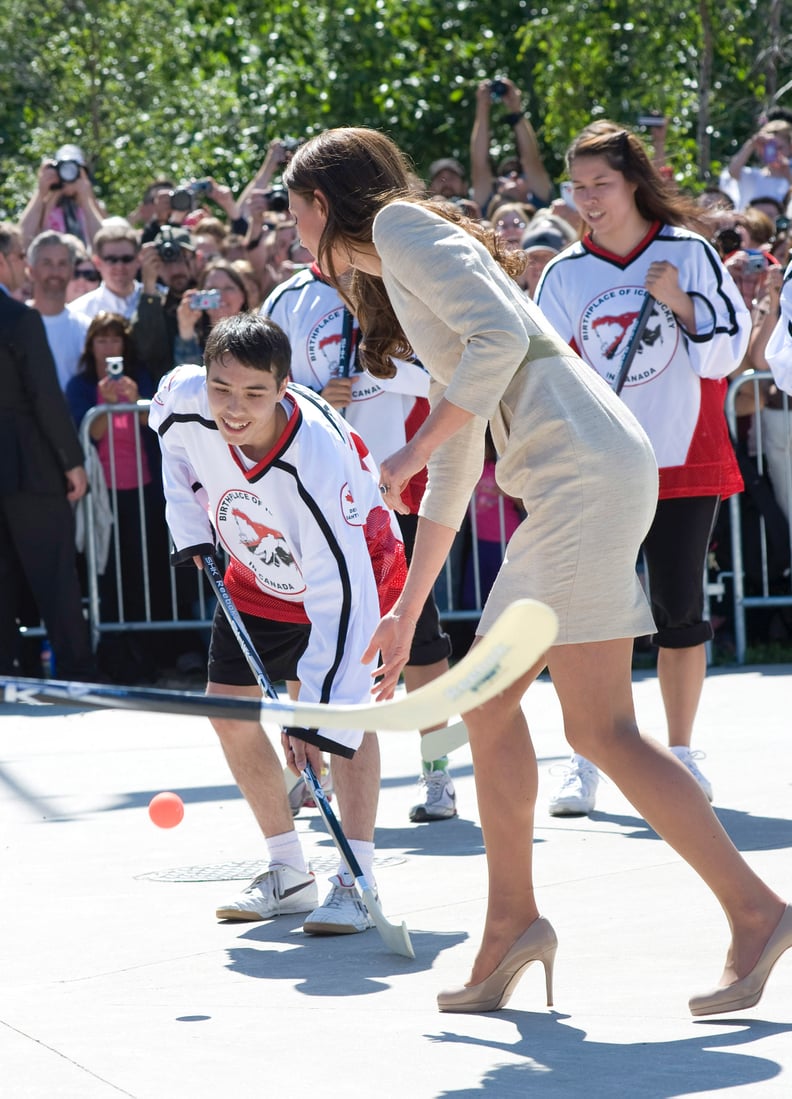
[216,489,306,596]
[340,482,363,526]
[580,287,679,389]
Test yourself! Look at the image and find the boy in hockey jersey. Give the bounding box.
[149,313,406,933]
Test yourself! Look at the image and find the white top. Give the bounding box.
[69,281,142,320]
[39,308,90,391]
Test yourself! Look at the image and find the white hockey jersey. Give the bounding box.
[149,366,406,728]
[262,264,431,511]
[536,221,747,500]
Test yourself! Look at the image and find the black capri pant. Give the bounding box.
[642,494,720,649]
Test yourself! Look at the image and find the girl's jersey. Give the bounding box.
[149,365,406,709]
[536,221,748,499]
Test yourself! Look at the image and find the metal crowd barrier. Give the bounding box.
[724,371,792,663]
[68,382,792,667]
[73,402,508,662]
[78,400,214,651]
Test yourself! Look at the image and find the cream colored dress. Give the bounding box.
[372,201,658,644]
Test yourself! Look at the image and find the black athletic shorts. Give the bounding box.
[642,495,720,649]
[397,512,453,667]
[207,604,310,686]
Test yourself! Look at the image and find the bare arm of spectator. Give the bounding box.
[71,167,106,244]
[729,133,760,181]
[649,116,669,172]
[748,263,784,370]
[19,162,62,246]
[204,177,242,224]
[503,79,552,205]
[470,82,495,212]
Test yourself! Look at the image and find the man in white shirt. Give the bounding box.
[69,222,142,320]
[27,230,89,391]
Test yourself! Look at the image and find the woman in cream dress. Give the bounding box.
[283,128,791,1018]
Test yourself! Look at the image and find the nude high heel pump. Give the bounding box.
[689,904,792,1016]
[437,916,558,1013]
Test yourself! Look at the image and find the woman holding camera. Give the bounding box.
[174,259,249,365]
[66,312,169,680]
[535,124,750,814]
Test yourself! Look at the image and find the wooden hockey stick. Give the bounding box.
[201,554,415,959]
[613,293,655,396]
[1,600,558,732]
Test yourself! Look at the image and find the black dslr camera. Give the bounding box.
[490,79,508,101]
[155,226,182,262]
[264,187,289,213]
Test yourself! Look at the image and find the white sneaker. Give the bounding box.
[670,745,714,802]
[548,754,599,816]
[215,864,318,922]
[303,875,374,935]
[409,769,458,822]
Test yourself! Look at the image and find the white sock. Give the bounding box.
[266,831,307,874]
[339,840,375,889]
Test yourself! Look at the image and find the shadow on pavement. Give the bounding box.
[426,1013,792,1098]
[225,921,467,997]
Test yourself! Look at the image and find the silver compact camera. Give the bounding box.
[106,356,124,378]
[190,289,222,310]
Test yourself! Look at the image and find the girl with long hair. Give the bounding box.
[535,125,749,816]
[283,126,790,1018]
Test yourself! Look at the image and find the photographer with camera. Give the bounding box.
[237,138,302,219]
[132,226,198,381]
[470,77,552,220]
[726,120,792,212]
[19,145,106,249]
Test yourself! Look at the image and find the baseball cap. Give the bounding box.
[429,157,466,181]
[55,143,86,166]
[521,224,568,255]
[153,226,195,252]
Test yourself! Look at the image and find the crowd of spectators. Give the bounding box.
[4,87,792,684]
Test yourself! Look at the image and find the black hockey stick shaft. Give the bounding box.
[201,554,364,875]
[613,293,655,395]
[201,554,415,958]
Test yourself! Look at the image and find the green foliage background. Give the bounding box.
[0,0,789,219]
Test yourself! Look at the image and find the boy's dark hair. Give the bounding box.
[204,314,291,385]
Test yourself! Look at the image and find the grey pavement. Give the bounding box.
[2,665,791,1098]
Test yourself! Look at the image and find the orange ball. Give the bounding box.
[148,791,184,829]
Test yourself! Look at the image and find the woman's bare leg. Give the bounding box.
[548,637,785,986]
[462,657,546,986]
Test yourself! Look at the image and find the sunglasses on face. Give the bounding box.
[101,254,137,265]
[74,268,101,281]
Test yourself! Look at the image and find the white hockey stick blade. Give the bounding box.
[420,719,469,762]
[0,599,557,733]
[361,882,414,959]
[277,597,556,731]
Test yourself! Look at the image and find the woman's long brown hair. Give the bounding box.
[285,127,525,378]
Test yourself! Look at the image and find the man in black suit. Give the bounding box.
[0,222,94,678]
